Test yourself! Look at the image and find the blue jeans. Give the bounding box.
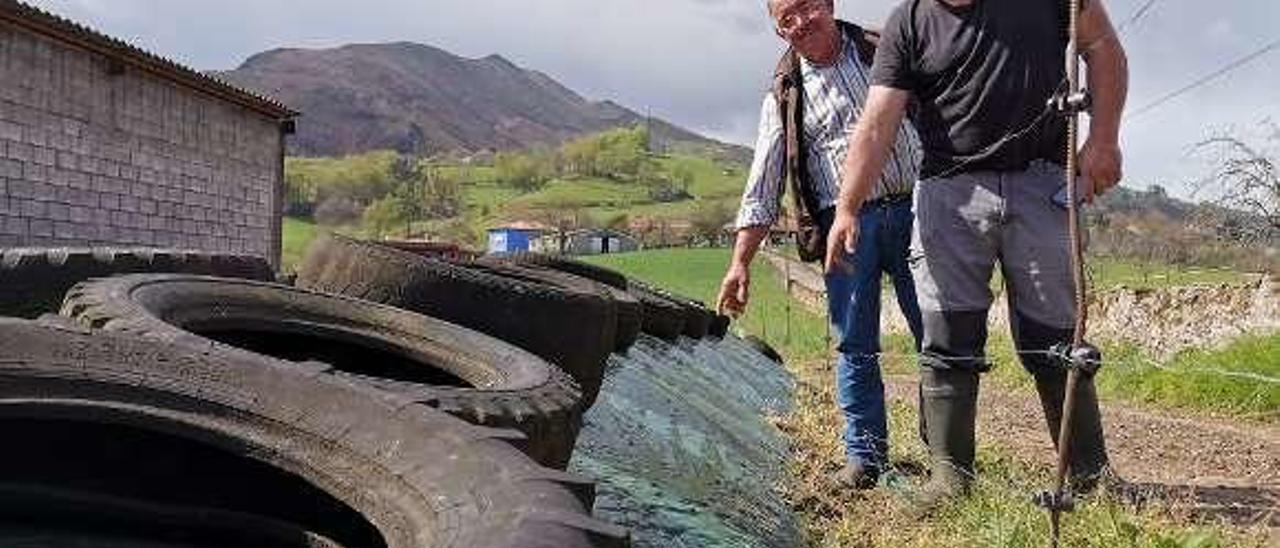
[817,199,924,471]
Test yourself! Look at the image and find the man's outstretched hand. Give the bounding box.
[716,264,751,318]
[824,210,859,274]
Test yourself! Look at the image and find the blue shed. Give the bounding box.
[486,223,549,254]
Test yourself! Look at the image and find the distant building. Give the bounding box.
[0,1,296,265]
[557,228,639,256]
[486,221,550,254]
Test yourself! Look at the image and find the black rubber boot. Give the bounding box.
[914,366,979,513]
[1011,313,1112,495]
[1032,366,1111,494]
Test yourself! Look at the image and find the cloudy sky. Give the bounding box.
[25,0,1280,199]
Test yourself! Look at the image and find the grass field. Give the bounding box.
[477,154,744,223]
[591,247,1267,547]
[585,247,831,361]
[282,217,318,272]
[284,150,748,254]
[1095,336,1280,419]
[1087,258,1249,289]
[442,153,745,245]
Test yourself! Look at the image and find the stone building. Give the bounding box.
[0,1,296,265]
[554,228,640,256]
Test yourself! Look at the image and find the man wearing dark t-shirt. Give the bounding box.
[827,0,1128,508]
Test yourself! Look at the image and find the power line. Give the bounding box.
[1115,0,1159,36]
[1126,34,1280,120]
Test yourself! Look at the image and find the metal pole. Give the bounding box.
[1048,0,1088,545]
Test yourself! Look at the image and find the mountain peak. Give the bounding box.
[235,47,300,70]
[481,53,517,68]
[217,41,749,162]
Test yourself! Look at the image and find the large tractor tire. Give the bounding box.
[663,291,715,340]
[0,247,272,318]
[0,318,628,548]
[709,314,732,339]
[625,282,688,342]
[502,252,630,290]
[475,257,643,353]
[296,235,617,407]
[61,274,584,470]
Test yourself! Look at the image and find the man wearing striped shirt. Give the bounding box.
[716,0,924,489]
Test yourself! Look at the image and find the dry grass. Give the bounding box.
[775,356,937,547]
[775,356,1270,548]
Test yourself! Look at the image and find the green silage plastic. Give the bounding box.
[569,334,804,548]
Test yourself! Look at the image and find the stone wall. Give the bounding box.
[765,250,1280,357]
[0,21,283,263]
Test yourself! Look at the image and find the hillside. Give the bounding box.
[1096,185,1278,242]
[214,42,749,163]
[1087,185,1279,274]
[282,144,748,253]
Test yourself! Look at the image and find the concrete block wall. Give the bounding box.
[0,21,283,262]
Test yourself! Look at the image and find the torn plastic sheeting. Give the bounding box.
[569,334,802,548]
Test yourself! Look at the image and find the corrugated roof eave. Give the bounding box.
[0,0,298,120]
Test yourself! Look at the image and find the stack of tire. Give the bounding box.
[0,246,628,548]
[293,237,731,392]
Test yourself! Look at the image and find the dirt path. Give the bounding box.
[883,375,1280,536]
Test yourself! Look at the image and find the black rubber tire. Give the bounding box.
[503,252,630,290]
[661,291,714,339]
[600,284,642,353]
[629,283,715,340]
[463,259,621,355]
[296,234,617,408]
[0,318,629,548]
[476,257,643,354]
[0,484,343,548]
[60,274,585,470]
[709,314,731,338]
[0,247,273,319]
[744,334,784,364]
[626,281,686,342]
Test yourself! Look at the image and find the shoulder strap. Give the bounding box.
[774,51,811,198]
[836,20,880,68]
[772,48,822,234]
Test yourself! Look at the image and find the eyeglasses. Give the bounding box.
[773,0,831,36]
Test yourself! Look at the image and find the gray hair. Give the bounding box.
[767,0,836,16]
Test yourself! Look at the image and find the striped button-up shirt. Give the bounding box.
[734,33,922,230]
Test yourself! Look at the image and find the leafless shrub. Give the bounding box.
[1192,120,1280,242]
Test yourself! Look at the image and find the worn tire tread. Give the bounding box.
[0,247,273,319]
[61,274,585,469]
[0,318,629,548]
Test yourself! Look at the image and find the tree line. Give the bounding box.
[284,151,467,239]
[492,125,694,201]
[281,125,705,241]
